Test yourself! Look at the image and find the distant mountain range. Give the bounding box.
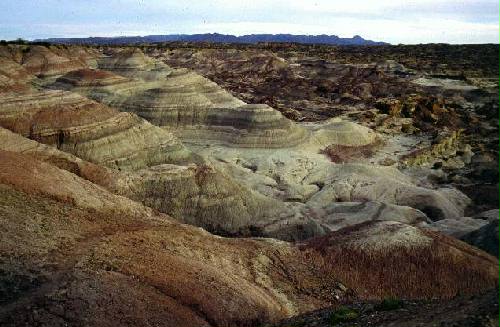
[36,33,388,46]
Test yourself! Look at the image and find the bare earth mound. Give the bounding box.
[0,43,498,326]
[0,150,497,327]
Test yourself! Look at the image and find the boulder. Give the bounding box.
[425,217,489,238]
[313,201,430,232]
[474,209,499,222]
[461,220,499,257]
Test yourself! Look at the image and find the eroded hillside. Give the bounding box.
[0,43,498,326]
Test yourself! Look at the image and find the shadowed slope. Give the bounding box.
[0,150,497,327]
[0,126,312,239]
[301,221,499,299]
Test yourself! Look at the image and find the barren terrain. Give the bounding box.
[0,42,498,326]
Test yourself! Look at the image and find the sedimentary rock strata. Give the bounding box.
[0,42,498,326]
[55,49,309,148]
[0,127,119,189]
[0,90,194,170]
[56,68,130,86]
[98,48,165,76]
[152,44,499,218]
[0,125,317,240]
[314,201,429,232]
[0,56,31,92]
[150,47,421,121]
[1,44,98,78]
[119,163,321,238]
[426,217,489,238]
[1,45,480,238]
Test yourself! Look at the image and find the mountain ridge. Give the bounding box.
[35,33,388,45]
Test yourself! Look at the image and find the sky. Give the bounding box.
[0,0,498,44]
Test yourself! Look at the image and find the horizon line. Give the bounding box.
[7,33,497,45]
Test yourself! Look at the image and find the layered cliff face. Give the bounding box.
[0,47,313,238]
[0,44,102,94]
[0,127,119,190]
[0,57,31,92]
[98,48,165,76]
[20,45,95,77]
[0,44,98,78]
[0,46,36,92]
[54,48,308,148]
[0,151,497,327]
[0,90,194,170]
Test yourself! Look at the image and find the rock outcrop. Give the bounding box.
[304,164,470,221]
[98,48,165,77]
[314,201,429,232]
[0,127,119,189]
[461,220,499,258]
[0,41,497,327]
[425,217,489,238]
[150,47,421,121]
[118,163,319,238]
[56,68,130,86]
[304,118,378,149]
[473,209,499,222]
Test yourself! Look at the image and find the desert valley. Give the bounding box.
[0,40,498,326]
